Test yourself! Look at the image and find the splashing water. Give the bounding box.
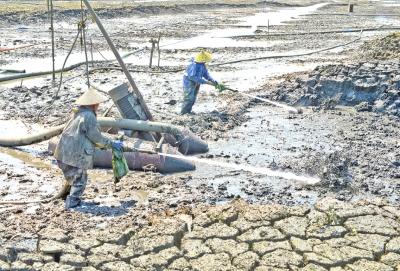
[158,153,320,185]
[239,92,299,114]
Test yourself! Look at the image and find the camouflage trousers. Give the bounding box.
[57,161,88,208]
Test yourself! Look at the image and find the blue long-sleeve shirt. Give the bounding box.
[183,58,216,89]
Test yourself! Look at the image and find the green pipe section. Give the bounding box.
[0,118,183,147]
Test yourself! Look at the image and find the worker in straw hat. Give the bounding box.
[181,50,224,114]
[54,87,124,209]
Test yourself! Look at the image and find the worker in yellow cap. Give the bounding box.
[54,87,123,209]
[181,51,221,114]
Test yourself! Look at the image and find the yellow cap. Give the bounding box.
[75,87,108,105]
[194,51,213,63]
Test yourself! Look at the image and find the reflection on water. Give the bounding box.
[239,3,327,27]
[163,3,327,49]
[0,147,51,169]
[0,3,328,78]
[0,119,51,169]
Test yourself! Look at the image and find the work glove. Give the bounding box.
[112,140,124,151]
[215,83,227,92]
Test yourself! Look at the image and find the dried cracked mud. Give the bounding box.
[1,198,400,270]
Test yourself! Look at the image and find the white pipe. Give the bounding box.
[0,118,184,147]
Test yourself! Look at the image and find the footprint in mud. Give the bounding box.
[70,200,136,216]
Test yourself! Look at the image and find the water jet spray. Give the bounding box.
[210,83,299,114]
[157,152,320,185]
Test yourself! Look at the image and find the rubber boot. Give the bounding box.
[65,196,81,209]
[180,100,194,115]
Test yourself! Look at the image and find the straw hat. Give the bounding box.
[75,87,108,105]
[195,51,213,63]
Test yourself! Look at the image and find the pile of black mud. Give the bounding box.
[302,151,352,189]
[172,94,253,140]
[268,62,400,116]
[360,32,400,60]
[0,85,78,124]
[0,5,184,25]
[0,1,298,25]
[0,5,183,25]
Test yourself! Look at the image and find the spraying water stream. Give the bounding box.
[228,89,299,113]
[158,153,320,185]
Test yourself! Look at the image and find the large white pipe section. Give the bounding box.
[0,125,64,147]
[0,118,184,147]
[97,117,182,136]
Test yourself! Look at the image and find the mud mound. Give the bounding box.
[360,32,400,60]
[256,1,303,8]
[268,62,400,116]
[0,2,259,25]
[303,151,352,189]
[172,100,250,140]
[0,5,186,25]
[0,0,305,25]
[0,85,77,123]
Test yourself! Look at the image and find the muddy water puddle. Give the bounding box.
[376,0,400,7]
[0,147,52,169]
[0,127,51,183]
[0,120,59,203]
[0,146,57,203]
[189,105,345,204]
[163,3,327,49]
[0,3,327,79]
[0,51,114,78]
[238,3,327,27]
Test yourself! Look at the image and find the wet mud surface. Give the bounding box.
[0,0,399,269]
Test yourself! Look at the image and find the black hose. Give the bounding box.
[0,49,144,83]
[0,30,363,81]
[221,26,400,39]
[90,35,362,74]
[212,36,362,66]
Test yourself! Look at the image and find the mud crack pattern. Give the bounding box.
[1,198,399,270]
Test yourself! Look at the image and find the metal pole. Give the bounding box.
[81,0,154,121]
[50,0,55,83]
[80,0,84,49]
[149,39,155,68]
[90,38,94,67]
[83,26,90,86]
[157,33,161,67]
[348,2,354,13]
[81,6,90,87]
